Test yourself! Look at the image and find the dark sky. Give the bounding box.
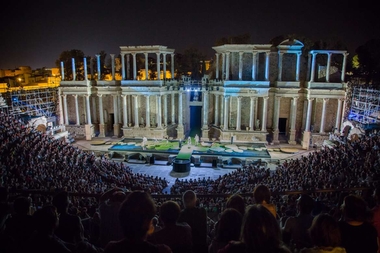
[0,0,377,70]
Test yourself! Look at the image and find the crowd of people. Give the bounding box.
[1,110,380,253]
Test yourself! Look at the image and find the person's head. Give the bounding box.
[13,196,31,215]
[33,205,59,235]
[341,194,367,222]
[118,190,156,240]
[215,208,242,242]
[253,185,271,204]
[226,194,246,216]
[309,213,341,248]
[297,194,315,214]
[182,190,197,208]
[52,191,69,213]
[159,200,181,225]
[110,190,127,203]
[241,205,286,252]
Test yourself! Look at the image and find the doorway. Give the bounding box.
[279,118,287,133]
[190,106,202,137]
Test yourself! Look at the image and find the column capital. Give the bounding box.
[323,98,330,102]
[62,94,67,98]
[97,94,104,98]
[237,96,243,100]
[121,94,127,98]
[308,97,315,101]
[132,94,139,98]
[293,96,299,101]
[263,96,269,100]
[131,52,136,56]
[223,95,230,99]
[343,52,349,57]
[72,94,78,98]
[278,52,284,56]
[275,95,282,100]
[250,96,257,101]
[110,54,115,58]
[145,95,150,98]
[239,51,244,56]
[83,94,91,98]
[338,98,345,102]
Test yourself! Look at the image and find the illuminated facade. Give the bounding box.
[58,41,349,149]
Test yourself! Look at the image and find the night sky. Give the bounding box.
[0,0,377,70]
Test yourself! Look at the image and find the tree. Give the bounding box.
[353,39,380,84]
[55,49,85,80]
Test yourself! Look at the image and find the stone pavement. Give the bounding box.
[71,137,318,193]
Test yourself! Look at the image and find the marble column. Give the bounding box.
[171,53,175,78]
[335,98,344,132]
[249,97,256,131]
[288,97,298,144]
[202,91,209,129]
[236,96,242,130]
[132,53,137,80]
[272,96,281,144]
[238,52,243,80]
[320,98,329,133]
[85,95,92,125]
[96,54,101,81]
[265,52,270,81]
[261,97,269,132]
[110,54,115,80]
[214,94,219,126]
[144,53,149,80]
[72,58,76,81]
[98,94,106,137]
[63,95,69,125]
[222,53,226,79]
[60,61,65,81]
[305,98,314,132]
[84,95,93,140]
[223,96,230,131]
[310,53,317,82]
[156,95,162,128]
[341,53,348,82]
[215,53,220,79]
[278,52,283,81]
[163,94,168,126]
[296,52,301,81]
[156,53,161,80]
[122,95,128,128]
[126,54,131,80]
[145,95,150,128]
[58,91,64,125]
[178,92,183,126]
[121,53,126,80]
[225,52,230,80]
[326,53,332,82]
[133,95,139,128]
[171,93,175,124]
[252,52,257,81]
[112,94,119,136]
[84,57,88,81]
[73,95,80,125]
[163,53,167,79]
[91,96,97,124]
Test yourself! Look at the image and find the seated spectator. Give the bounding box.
[300,213,346,253]
[4,196,35,252]
[26,205,74,253]
[225,194,246,216]
[178,190,208,253]
[219,204,291,253]
[208,208,242,253]
[53,190,85,244]
[338,194,377,253]
[104,190,171,253]
[253,184,277,218]
[99,187,128,248]
[148,200,192,253]
[282,194,315,252]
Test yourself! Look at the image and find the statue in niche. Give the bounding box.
[193,91,199,101]
[194,134,199,146]
[142,136,147,147]
[151,116,156,127]
[140,117,145,126]
[255,119,260,130]
[188,136,192,145]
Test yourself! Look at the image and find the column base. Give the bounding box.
[302,131,311,150]
[288,129,296,145]
[113,124,121,137]
[99,124,106,137]
[85,124,94,141]
[272,129,280,144]
[176,124,184,140]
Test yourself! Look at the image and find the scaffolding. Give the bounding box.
[5,86,59,118]
[349,86,380,128]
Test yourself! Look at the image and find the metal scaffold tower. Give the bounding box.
[349,86,380,128]
[9,87,58,117]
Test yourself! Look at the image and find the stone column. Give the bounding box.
[84,95,93,140]
[252,52,257,81]
[341,53,348,82]
[222,53,226,79]
[73,95,80,125]
[238,52,243,80]
[272,96,281,144]
[335,98,344,133]
[296,52,301,81]
[214,94,219,126]
[122,95,128,128]
[305,98,314,131]
[156,95,162,128]
[261,97,269,132]
[278,52,283,81]
[145,95,150,128]
[215,53,220,79]
[156,53,161,80]
[163,53,167,79]
[223,96,230,131]
[132,53,137,80]
[320,98,329,133]
[126,54,131,80]
[96,54,101,81]
[63,94,69,125]
[326,53,332,82]
[144,53,149,80]
[110,54,115,80]
[171,93,175,124]
[171,53,175,78]
[91,96,97,123]
[265,52,270,81]
[288,97,298,144]
[90,57,94,80]
[163,94,168,126]
[98,94,106,137]
[310,53,317,82]
[133,95,139,128]
[112,94,119,136]
[249,97,256,131]
[72,58,76,81]
[60,61,65,81]
[203,91,209,129]
[220,95,224,128]
[121,53,126,80]
[58,91,64,125]
[84,57,88,81]
[178,92,183,127]
[236,96,242,130]
[225,52,230,80]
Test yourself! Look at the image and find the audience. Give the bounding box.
[253,184,277,218]
[148,200,193,253]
